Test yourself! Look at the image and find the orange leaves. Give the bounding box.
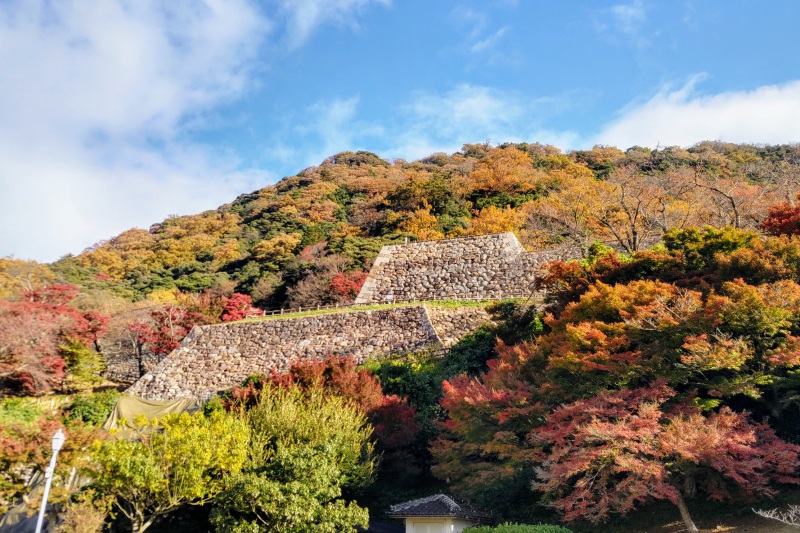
[533,385,800,524]
[397,202,444,241]
[709,279,800,340]
[467,205,523,235]
[461,146,541,196]
[765,336,800,368]
[681,334,752,371]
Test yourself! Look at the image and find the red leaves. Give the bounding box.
[532,384,800,523]
[432,231,800,523]
[25,284,80,305]
[761,198,800,236]
[130,305,208,355]
[0,284,108,395]
[221,293,260,322]
[328,271,368,301]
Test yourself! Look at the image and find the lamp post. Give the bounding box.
[34,428,66,533]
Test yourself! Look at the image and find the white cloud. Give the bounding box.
[470,26,509,53]
[594,0,650,48]
[611,0,646,37]
[263,95,387,170]
[274,0,390,50]
[0,0,270,262]
[594,77,800,149]
[0,0,389,262]
[448,6,513,66]
[388,85,580,160]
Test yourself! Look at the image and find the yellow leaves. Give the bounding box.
[251,232,303,263]
[279,204,298,216]
[329,223,365,239]
[462,146,540,195]
[160,212,242,240]
[78,212,244,277]
[213,239,243,263]
[94,410,250,526]
[467,205,523,235]
[0,257,57,298]
[146,289,180,304]
[78,248,129,280]
[398,202,444,240]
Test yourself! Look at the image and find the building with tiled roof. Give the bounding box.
[388,494,490,532]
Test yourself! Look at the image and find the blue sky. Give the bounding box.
[2,0,800,262]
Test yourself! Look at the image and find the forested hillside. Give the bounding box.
[61,141,800,307]
[4,141,800,532]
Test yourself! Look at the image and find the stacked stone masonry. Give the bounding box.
[103,348,161,385]
[125,233,580,400]
[355,232,580,304]
[127,305,492,401]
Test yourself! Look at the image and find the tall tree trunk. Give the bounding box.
[675,491,699,533]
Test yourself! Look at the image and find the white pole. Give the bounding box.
[35,428,66,533]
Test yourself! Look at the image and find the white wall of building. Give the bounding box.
[404,517,478,533]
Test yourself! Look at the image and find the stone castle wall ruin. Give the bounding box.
[128,305,491,400]
[355,233,579,304]
[126,233,580,400]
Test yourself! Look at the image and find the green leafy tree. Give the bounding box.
[211,385,374,532]
[211,445,368,533]
[92,411,249,533]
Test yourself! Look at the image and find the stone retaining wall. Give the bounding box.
[426,306,493,347]
[355,233,580,304]
[127,305,491,400]
[103,349,160,385]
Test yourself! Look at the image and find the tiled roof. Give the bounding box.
[388,494,489,521]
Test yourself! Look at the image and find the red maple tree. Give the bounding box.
[761,197,800,236]
[0,285,108,395]
[531,382,800,532]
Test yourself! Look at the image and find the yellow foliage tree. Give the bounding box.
[467,205,524,235]
[462,146,540,195]
[0,258,56,299]
[398,202,444,241]
[252,233,303,267]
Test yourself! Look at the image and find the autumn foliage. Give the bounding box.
[225,356,420,456]
[761,196,800,236]
[0,285,108,394]
[435,229,800,527]
[532,382,799,526]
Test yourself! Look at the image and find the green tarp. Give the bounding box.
[102,395,201,436]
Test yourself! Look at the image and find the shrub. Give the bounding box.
[64,390,120,427]
[0,398,44,426]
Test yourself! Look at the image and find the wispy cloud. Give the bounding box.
[264,84,583,165]
[612,0,646,37]
[273,0,391,50]
[0,0,390,262]
[470,26,509,53]
[594,76,800,148]
[262,95,387,170]
[448,6,514,66]
[388,85,580,160]
[594,0,650,48]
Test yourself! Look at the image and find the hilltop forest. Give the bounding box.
[5,141,800,532]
